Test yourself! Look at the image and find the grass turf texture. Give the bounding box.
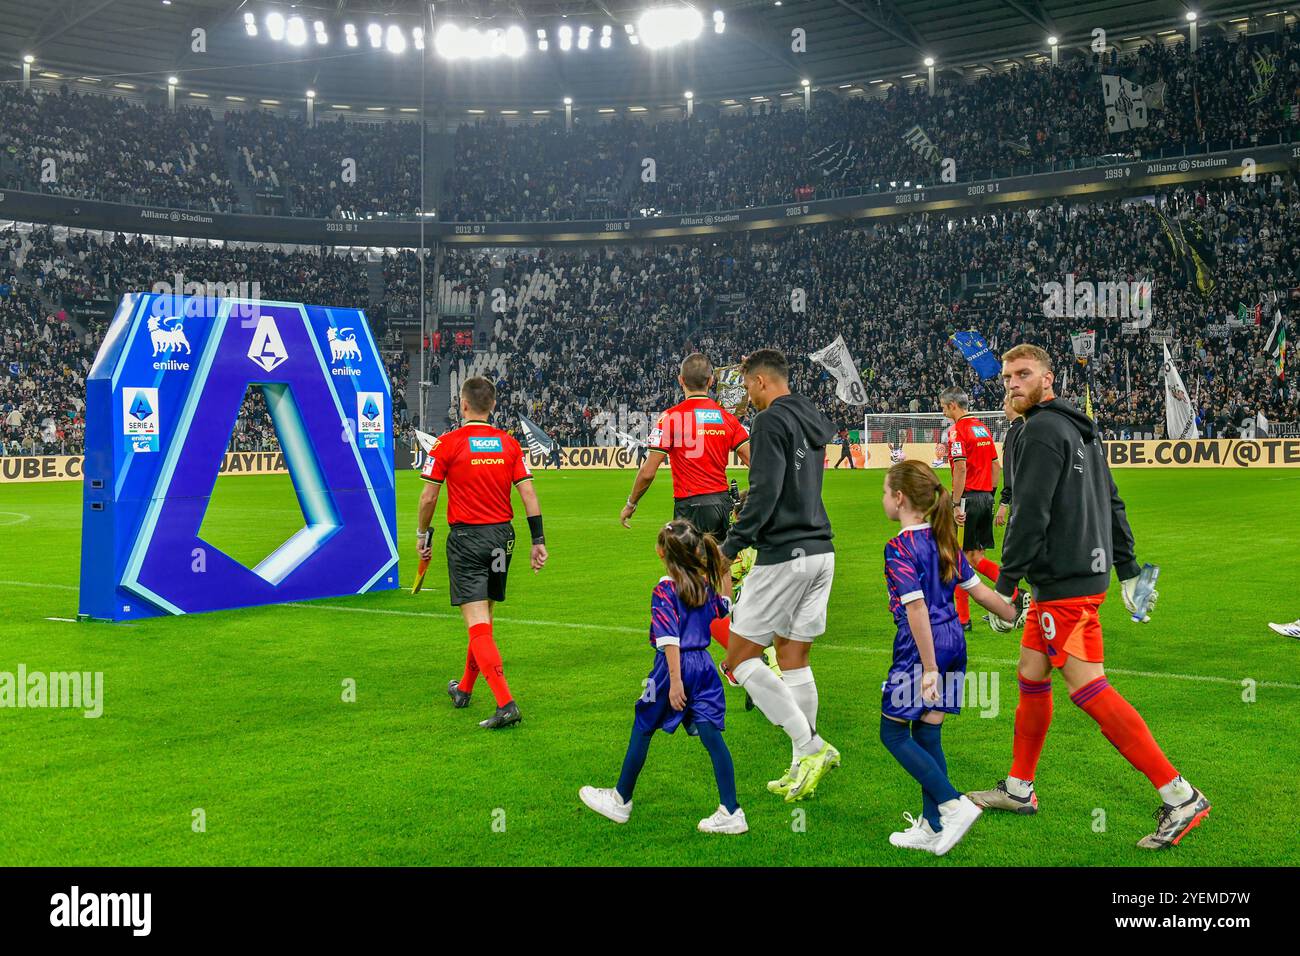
[1,468,1297,867]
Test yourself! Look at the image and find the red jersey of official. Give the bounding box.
[419,420,532,525]
[649,395,750,499]
[946,414,998,493]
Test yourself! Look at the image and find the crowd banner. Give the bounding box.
[1,451,291,483]
[865,440,1300,469]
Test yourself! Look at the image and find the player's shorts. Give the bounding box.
[673,492,733,540]
[961,490,996,552]
[634,648,725,736]
[881,618,967,720]
[1021,592,1107,668]
[730,551,834,646]
[445,521,515,606]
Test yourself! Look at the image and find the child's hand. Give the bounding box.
[921,669,941,705]
[669,679,687,711]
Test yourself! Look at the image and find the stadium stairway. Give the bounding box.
[12,270,91,345]
[473,264,505,351]
[215,118,259,216]
[365,260,387,322]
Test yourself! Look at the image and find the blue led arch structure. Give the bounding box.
[78,294,398,621]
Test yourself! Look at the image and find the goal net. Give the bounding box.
[863,411,1012,451]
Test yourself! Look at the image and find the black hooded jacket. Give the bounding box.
[994,398,1141,602]
[722,393,835,565]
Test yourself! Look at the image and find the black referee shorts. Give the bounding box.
[961,491,996,552]
[673,492,733,540]
[446,521,515,606]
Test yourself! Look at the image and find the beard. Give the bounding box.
[1011,380,1045,414]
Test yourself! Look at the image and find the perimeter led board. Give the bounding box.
[78,294,398,621]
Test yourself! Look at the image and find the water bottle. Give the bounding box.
[1130,563,1160,623]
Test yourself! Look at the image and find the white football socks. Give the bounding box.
[782,666,819,735]
[733,657,820,757]
[1158,775,1194,806]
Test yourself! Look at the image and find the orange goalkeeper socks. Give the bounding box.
[468,622,512,707]
[955,585,970,624]
[1071,677,1179,789]
[1010,673,1053,782]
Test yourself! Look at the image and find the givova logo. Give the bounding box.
[469,436,503,452]
[694,408,724,424]
[122,387,160,453]
[247,313,289,373]
[50,886,151,936]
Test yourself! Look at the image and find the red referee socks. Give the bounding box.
[1010,673,1053,782]
[458,642,480,693]
[468,622,512,708]
[1071,677,1179,789]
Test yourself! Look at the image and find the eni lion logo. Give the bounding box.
[327,326,363,363]
[148,316,191,356]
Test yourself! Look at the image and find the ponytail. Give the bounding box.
[887,459,961,583]
[926,483,961,585]
[658,520,729,607]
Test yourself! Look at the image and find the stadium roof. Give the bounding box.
[0,1,1293,112]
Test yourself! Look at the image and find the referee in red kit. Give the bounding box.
[417,376,548,729]
[620,352,751,538]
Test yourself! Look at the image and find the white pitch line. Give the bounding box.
[2,580,77,591]
[285,600,1300,691]
[45,617,77,623]
[0,512,31,526]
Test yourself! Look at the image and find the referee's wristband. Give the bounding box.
[527,514,545,545]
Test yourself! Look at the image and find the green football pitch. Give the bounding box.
[1,468,1297,867]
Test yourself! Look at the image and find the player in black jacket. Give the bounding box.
[720,349,839,802]
[994,391,1022,529]
[969,344,1210,850]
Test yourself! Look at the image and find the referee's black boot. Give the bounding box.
[447,679,472,709]
[479,700,522,729]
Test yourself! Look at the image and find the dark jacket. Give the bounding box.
[999,416,1024,507]
[722,393,835,565]
[995,398,1140,602]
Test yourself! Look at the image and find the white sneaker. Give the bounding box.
[931,795,982,856]
[888,812,938,852]
[580,786,631,824]
[698,805,748,834]
[1268,620,1300,639]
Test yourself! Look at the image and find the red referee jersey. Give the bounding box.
[420,420,532,525]
[649,395,750,498]
[946,414,998,492]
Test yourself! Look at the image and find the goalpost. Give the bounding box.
[863,411,1012,450]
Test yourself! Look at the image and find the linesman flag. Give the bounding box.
[518,414,555,457]
[809,335,868,404]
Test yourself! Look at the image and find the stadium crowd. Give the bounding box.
[1,28,1296,224]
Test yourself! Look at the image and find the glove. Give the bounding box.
[987,591,1017,633]
[1121,576,1158,623]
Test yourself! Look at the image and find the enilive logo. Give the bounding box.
[148,316,191,370]
[247,314,288,372]
[50,886,151,936]
[328,326,363,376]
[469,437,503,452]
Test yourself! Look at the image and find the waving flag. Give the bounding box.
[519,414,555,456]
[809,335,868,404]
[1162,344,1200,439]
[949,330,1001,380]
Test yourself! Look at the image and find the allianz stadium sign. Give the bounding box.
[0,143,1294,247]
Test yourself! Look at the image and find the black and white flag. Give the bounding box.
[809,335,868,405]
[519,414,555,456]
[1162,343,1200,440]
[901,125,941,164]
[1102,75,1149,132]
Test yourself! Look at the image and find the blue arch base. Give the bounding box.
[78,295,398,621]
